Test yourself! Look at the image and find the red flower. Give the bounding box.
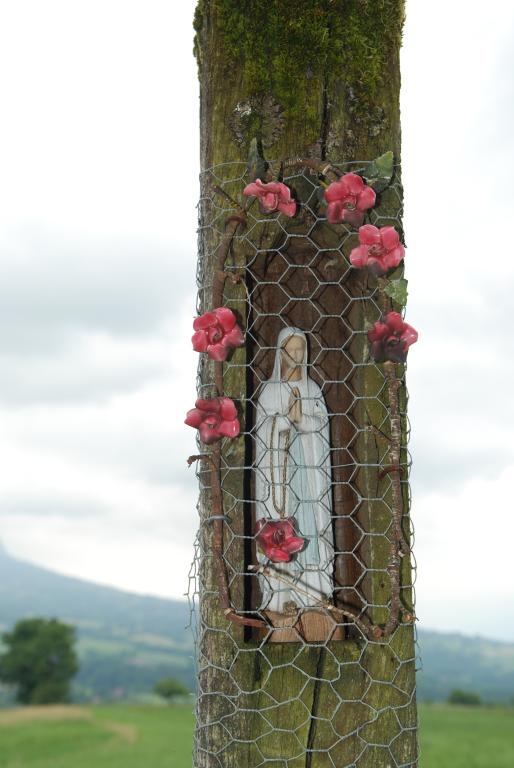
[368,312,418,364]
[243,179,296,217]
[350,224,405,276]
[255,518,305,563]
[324,173,376,227]
[192,307,244,362]
[184,397,240,445]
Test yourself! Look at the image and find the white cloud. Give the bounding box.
[0,227,196,355]
[400,0,514,639]
[2,329,170,404]
[0,329,199,483]
[0,0,199,243]
[0,384,200,599]
[1,511,196,600]
[0,303,200,599]
[401,0,514,499]
[413,464,514,640]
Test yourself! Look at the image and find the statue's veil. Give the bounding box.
[270,326,308,384]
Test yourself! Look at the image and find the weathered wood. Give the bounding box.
[193,2,417,766]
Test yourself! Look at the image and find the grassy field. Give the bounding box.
[0,703,513,767]
[419,704,514,768]
[0,704,193,768]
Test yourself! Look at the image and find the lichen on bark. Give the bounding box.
[194,0,404,151]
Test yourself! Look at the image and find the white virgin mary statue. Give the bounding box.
[255,326,334,614]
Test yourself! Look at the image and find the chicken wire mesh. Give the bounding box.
[187,159,418,768]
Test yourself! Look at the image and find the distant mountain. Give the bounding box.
[417,629,514,704]
[0,543,189,639]
[0,545,194,703]
[1,546,514,704]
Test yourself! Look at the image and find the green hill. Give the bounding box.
[1,544,514,704]
[417,629,514,704]
[0,545,194,703]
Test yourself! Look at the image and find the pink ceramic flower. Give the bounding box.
[324,173,376,227]
[255,518,305,563]
[192,307,244,361]
[184,397,240,445]
[243,179,296,217]
[368,312,418,364]
[350,225,405,276]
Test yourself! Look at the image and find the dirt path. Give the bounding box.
[0,706,92,725]
[0,705,138,743]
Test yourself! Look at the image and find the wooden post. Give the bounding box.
[192,2,417,766]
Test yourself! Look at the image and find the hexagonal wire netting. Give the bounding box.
[188,160,419,767]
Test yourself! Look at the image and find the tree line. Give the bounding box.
[0,618,190,705]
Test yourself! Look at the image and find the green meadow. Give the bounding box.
[0,703,513,767]
[0,704,192,768]
[419,704,514,768]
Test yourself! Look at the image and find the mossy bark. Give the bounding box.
[193,2,417,767]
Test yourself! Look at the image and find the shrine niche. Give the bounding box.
[186,153,417,646]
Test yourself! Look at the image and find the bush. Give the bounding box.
[447,689,482,706]
[153,677,190,702]
[0,618,78,705]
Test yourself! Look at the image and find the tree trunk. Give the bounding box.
[192,2,417,766]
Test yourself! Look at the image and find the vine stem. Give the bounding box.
[191,448,267,630]
[380,360,410,637]
[250,565,377,640]
[211,213,247,309]
[203,203,269,629]
[383,361,410,558]
[280,156,340,181]
[211,209,247,394]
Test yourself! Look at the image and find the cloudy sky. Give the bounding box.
[0,1,513,641]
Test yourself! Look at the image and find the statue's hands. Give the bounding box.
[288,387,302,424]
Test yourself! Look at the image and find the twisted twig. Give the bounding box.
[377,361,411,637]
[250,564,376,639]
[280,156,340,181]
[383,362,410,557]
[198,201,269,630]
[190,450,268,629]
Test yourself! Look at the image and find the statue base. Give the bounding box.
[261,608,345,643]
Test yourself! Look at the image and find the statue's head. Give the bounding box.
[280,334,306,371]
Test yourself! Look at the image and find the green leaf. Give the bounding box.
[384,278,408,307]
[247,137,268,182]
[363,151,394,193]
